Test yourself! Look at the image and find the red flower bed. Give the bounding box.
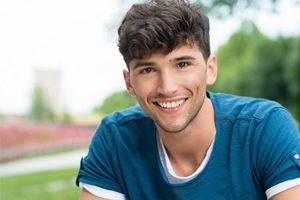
[0,122,95,162]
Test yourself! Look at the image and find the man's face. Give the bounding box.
[123,44,217,134]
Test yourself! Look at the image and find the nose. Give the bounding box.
[157,70,178,97]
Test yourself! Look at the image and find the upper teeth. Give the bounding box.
[158,99,185,109]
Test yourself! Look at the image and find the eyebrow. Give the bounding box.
[132,55,196,70]
[170,55,196,62]
[132,62,155,70]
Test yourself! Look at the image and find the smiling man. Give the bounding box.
[76,0,300,199]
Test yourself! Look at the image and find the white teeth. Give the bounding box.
[158,99,185,109]
[171,102,176,107]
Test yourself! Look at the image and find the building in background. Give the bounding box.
[35,69,62,114]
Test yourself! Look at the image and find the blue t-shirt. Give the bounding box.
[76,91,300,199]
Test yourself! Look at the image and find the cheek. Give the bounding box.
[183,70,206,87]
[134,77,166,104]
[131,79,152,98]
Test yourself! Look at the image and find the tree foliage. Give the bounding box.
[199,0,282,17]
[208,21,299,121]
[94,90,137,115]
[28,86,55,122]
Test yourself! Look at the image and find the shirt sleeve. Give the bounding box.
[266,178,300,199]
[254,107,300,192]
[79,182,126,200]
[76,120,124,194]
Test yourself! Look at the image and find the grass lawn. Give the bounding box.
[0,168,81,200]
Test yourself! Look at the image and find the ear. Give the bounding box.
[123,69,136,96]
[206,55,218,86]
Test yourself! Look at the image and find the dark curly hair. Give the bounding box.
[118,0,210,68]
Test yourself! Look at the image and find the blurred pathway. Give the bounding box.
[0,149,88,177]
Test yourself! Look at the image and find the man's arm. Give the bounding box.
[270,185,300,200]
[79,188,107,200]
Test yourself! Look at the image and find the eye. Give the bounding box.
[140,68,154,74]
[177,62,189,68]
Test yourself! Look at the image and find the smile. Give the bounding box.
[157,99,185,109]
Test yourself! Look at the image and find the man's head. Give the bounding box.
[118,0,210,68]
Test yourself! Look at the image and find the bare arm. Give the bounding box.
[270,185,300,200]
[79,188,107,200]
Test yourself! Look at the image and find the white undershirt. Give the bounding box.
[157,133,214,184]
[80,133,300,199]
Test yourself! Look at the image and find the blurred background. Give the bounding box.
[0,0,299,199]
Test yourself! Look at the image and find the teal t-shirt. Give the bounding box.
[76,91,300,199]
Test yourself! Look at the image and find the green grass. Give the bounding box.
[0,168,81,200]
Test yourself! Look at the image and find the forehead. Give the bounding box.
[129,44,204,70]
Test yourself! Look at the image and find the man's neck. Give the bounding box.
[157,97,216,177]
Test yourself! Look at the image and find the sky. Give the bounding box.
[0,0,299,115]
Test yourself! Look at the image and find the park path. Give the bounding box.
[0,149,88,177]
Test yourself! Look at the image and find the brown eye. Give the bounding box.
[177,62,189,68]
[140,68,154,74]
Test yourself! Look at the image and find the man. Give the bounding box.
[76,0,300,199]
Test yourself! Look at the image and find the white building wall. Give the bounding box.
[35,70,62,113]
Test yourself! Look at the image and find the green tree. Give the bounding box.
[94,90,137,115]
[249,36,299,121]
[28,85,55,122]
[199,0,283,17]
[209,21,299,121]
[209,21,267,95]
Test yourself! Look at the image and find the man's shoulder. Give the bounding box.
[101,105,151,127]
[208,91,284,121]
